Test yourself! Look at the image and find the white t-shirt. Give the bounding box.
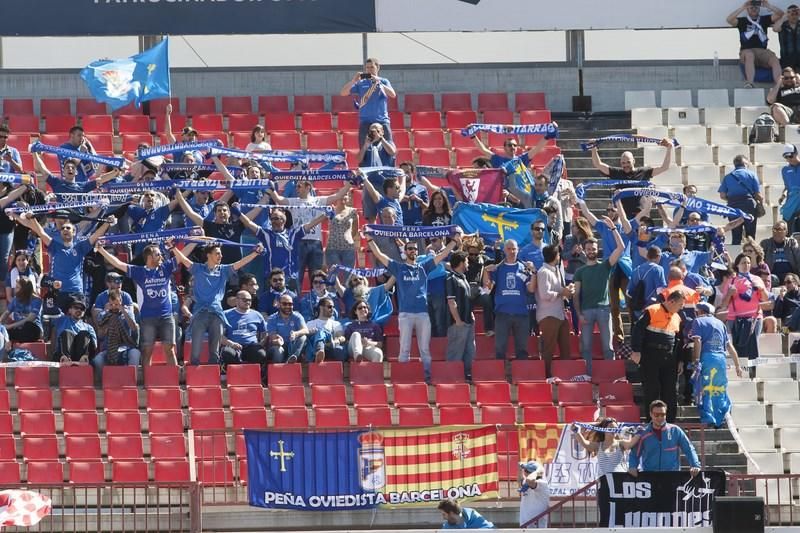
[285,196,329,241]
[306,317,344,343]
[519,479,550,528]
[245,141,271,152]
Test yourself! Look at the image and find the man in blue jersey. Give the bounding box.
[438,499,494,529]
[266,293,309,364]
[362,175,406,227]
[339,57,397,146]
[221,290,268,376]
[33,151,120,199]
[52,295,97,364]
[96,243,179,366]
[257,268,297,318]
[627,246,667,321]
[59,125,97,182]
[366,228,462,381]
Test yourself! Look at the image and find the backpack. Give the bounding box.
[628,278,646,313]
[748,113,778,144]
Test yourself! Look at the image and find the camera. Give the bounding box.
[751,0,762,6]
[360,72,372,80]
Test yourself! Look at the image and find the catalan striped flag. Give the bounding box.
[518,423,564,464]
[381,425,499,504]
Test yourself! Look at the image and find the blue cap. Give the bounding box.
[519,461,540,473]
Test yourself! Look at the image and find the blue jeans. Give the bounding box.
[428,295,449,338]
[580,306,613,375]
[398,312,432,380]
[325,248,356,270]
[190,309,223,365]
[446,323,476,379]
[0,232,12,273]
[92,348,141,374]
[494,312,529,360]
[267,335,307,363]
[297,240,324,291]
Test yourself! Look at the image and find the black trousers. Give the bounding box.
[55,330,96,362]
[640,347,678,423]
[220,343,268,380]
[8,322,42,343]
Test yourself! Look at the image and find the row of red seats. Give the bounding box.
[2,93,548,118]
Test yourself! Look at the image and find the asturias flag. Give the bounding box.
[452,202,549,247]
[80,38,170,111]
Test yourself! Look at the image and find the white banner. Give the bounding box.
[376,0,761,32]
[546,426,598,497]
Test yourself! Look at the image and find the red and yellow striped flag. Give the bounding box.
[518,423,563,464]
[379,425,498,504]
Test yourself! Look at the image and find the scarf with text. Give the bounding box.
[546,154,564,195]
[271,169,355,182]
[56,192,133,202]
[101,178,273,192]
[96,226,204,247]
[137,140,223,159]
[580,134,680,152]
[5,199,109,214]
[460,122,559,139]
[208,146,346,165]
[333,264,387,279]
[29,142,125,168]
[0,173,33,186]
[364,224,458,240]
[160,163,244,178]
[575,180,651,200]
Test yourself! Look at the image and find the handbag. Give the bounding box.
[729,172,766,218]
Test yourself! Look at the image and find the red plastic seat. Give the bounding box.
[258,95,289,114]
[227,364,262,387]
[6,115,39,134]
[229,131,250,148]
[336,112,359,132]
[0,436,15,460]
[352,384,388,407]
[14,367,50,389]
[268,364,302,386]
[106,411,142,435]
[519,110,553,125]
[145,365,181,389]
[144,97,176,116]
[269,131,302,150]
[87,134,113,153]
[81,114,113,134]
[112,460,149,482]
[3,98,34,116]
[310,384,347,407]
[22,436,59,461]
[517,382,554,406]
[62,412,99,436]
[591,360,627,384]
[482,110,514,125]
[19,412,55,436]
[340,131,359,150]
[117,115,151,134]
[26,461,63,483]
[308,362,343,385]
[349,362,384,385]
[430,361,465,384]
[300,112,333,132]
[515,92,547,112]
[409,111,442,130]
[188,387,224,411]
[40,98,71,116]
[532,145,562,167]
[104,366,137,389]
[268,385,305,408]
[0,390,8,413]
[229,386,264,409]
[445,110,478,131]
[417,148,451,167]
[475,382,512,406]
[413,130,445,149]
[563,405,599,424]
[231,408,268,430]
[153,113,186,134]
[551,360,588,381]
[477,93,509,112]
[112,101,142,116]
[197,458,234,486]
[145,388,181,412]
[313,406,351,428]
[154,459,190,482]
[441,93,472,112]
[263,112,296,132]
[391,129,411,149]
[471,360,506,383]
[480,405,517,424]
[76,98,107,116]
[16,388,53,412]
[185,365,221,388]
[294,95,325,114]
[151,434,187,459]
[148,411,184,435]
[272,407,309,428]
[394,383,430,406]
[398,406,434,426]
[0,462,20,483]
[556,382,593,406]
[221,96,252,114]
[189,409,226,430]
[227,113,260,133]
[598,382,634,406]
[604,404,641,423]
[104,388,139,412]
[65,435,101,461]
[306,131,339,150]
[330,94,354,114]
[522,405,559,424]
[186,96,216,115]
[433,383,470,407]
[404,94,435,113]
[438,406,476,425]
[355,406,392,427]
[193,433,228,460]
[4,133,33,149]
[59,366,94,390]
[191,113,224,132]
[122,133,155,153]
[389,361,425,384]
[107,434,144,461]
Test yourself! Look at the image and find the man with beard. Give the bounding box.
[768,66,800,124]
[257,268,296,318]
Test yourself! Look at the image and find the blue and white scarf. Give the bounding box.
[176,236,261,250]
[6,199,108,214]
[612,187,683,205]
[271,169,355,182]
[573,421,645,435]
[160,163,244,178]
[55,192,133,203]
[575,180,651,200]
[101,179,272,192]
[364,224,457,239]
[460,122,559,139]
[646,225,717,235]
[30,142,125,168]
[137,140,223,160]
[580,134,680,152]
[0,173,34,186]
[208,146,346,165]
[96,226,204,247]
[613,187,754,221]
[333,264,387,278]
[546,154,564,195]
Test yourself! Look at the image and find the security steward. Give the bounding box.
[630,291,686,423]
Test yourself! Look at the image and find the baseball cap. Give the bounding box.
[696,302,715,315]
[68,296,87,310]
[106,272,123,282]
[519,461,540,473]
[783,143,798,157]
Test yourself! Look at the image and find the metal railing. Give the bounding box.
[2,482,200,533]
[728,473,800,526]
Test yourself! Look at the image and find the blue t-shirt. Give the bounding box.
[386,259,436,314]
[719,167,761,197]
[349,77,392,124]
[595,219,630,260]
[0,147,21,173]
[224,308,267,345]
[48,238,93,294]
[660,250,710,275]
[46,174,96,198]
[782,163,800,190]
[491,262,531,316]
[299,290,340,322]
[54,315,97,345]
[690,315,729,356]
[257,288,297,317]
[94,289,134,312]
[376,195,404,226]
[58,142,95,182]
[8,297,42,329]
[266,311,307,346]
[400,183,428,226]
[627,262,666,310]
[128,258,177,319]
[190,263,235,313]
[255,226,306,282]
[518,242,544,270]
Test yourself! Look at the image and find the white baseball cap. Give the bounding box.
[783,143,798,157]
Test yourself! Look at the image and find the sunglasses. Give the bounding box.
[279,302,293,306]
[356,306,368,310]
[0,136,7,140]
[532,227,545,232]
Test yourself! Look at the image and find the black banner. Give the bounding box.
[0,0,377,37]
[597,471,726,528]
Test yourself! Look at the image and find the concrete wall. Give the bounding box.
[0,62,749,114]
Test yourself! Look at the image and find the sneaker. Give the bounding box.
[485,330,495,337]
[287,354,298,364]
[744,81,755,88]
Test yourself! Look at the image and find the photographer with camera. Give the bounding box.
[357,123,397,168]
[339,57,396,146]
[727,0,784,88]
[0,126,23,174]
[92,289,140,373]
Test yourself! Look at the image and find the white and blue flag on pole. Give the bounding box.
[80,38,171,111]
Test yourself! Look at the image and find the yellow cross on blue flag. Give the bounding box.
[452,202,549,247]
[80,38,170,111]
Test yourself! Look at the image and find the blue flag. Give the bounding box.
[452,202,548,247]
[80,38,170,111]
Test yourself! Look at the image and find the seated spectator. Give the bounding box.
[93,272,135,324]
[532,175,563,237]
[266,293,309,363]
[245,125,272,152]
[768,67,800,124]
[5,250,40,303]
[93,289,140,371]
[0,125,22,174]
[774,4,800,71]
[306,297,347,363]
[221,290,269,377]
[225,272,260,310]
[358,123,396,167]
[1,278,42,342]
[258,268,297,318]
[760,220,800,284]
[334,272,396,319]
[344,301,384,363]
[52,296,97,364]
[742,237,772,289]
[728,0,784,87]
[300,270,340,321]
[774,273,800,329]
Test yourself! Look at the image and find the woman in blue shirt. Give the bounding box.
[0,278,42,342]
